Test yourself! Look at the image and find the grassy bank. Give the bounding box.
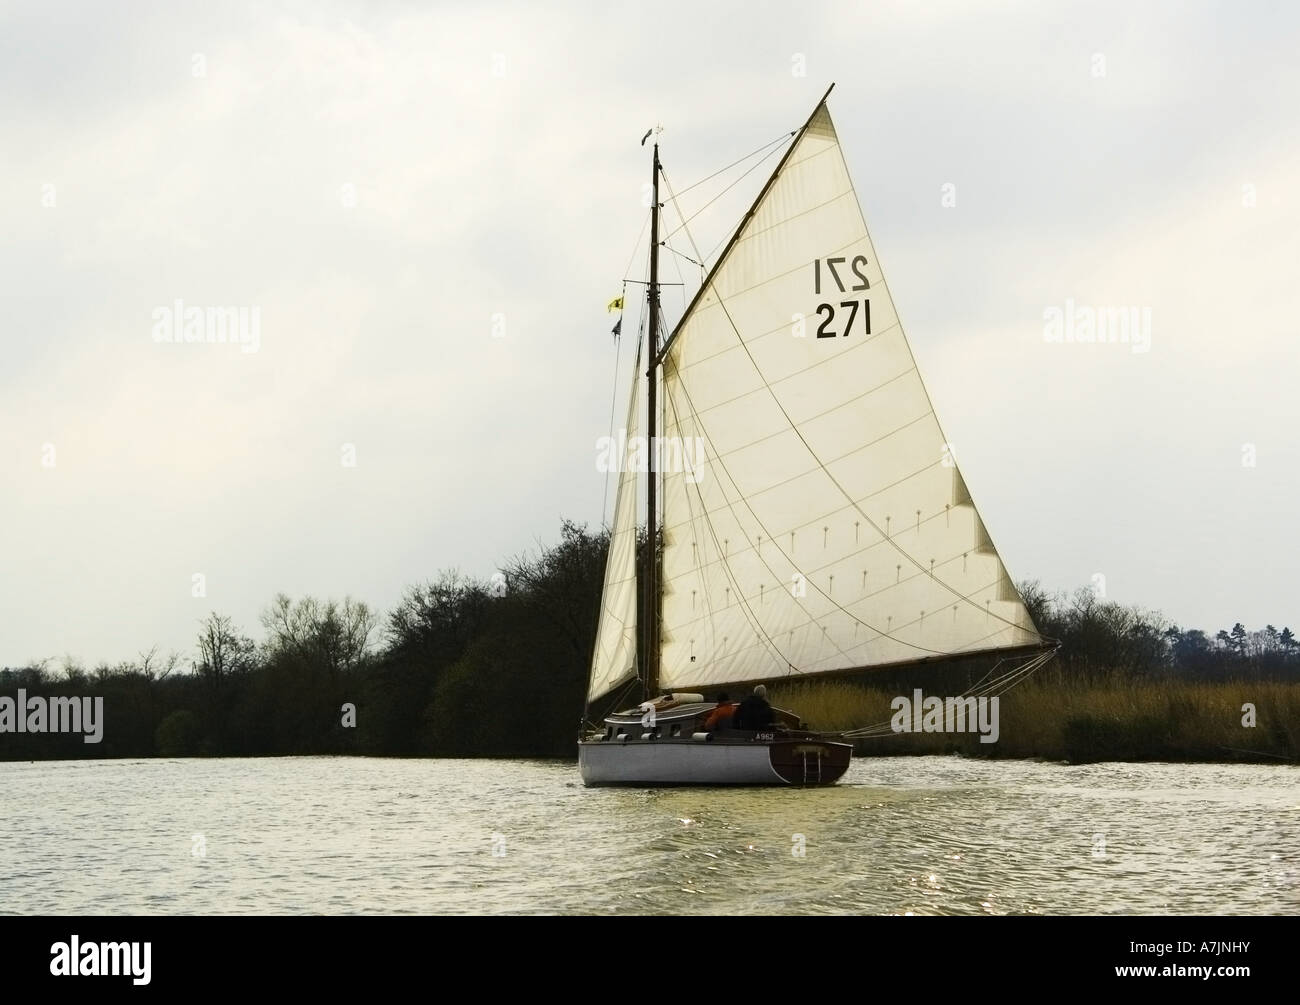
[769,674,1300,763]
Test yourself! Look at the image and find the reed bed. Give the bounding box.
[768,675,1300,763]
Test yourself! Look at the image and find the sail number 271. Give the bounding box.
[813,256,871,338]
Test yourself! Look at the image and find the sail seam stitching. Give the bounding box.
[663,356,956,659]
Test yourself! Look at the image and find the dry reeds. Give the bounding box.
[769,675,1300,763]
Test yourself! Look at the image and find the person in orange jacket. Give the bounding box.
[703,693,737,730]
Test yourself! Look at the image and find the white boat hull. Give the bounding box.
[578,737,851,786]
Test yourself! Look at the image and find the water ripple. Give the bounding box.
[0,756,1295,914]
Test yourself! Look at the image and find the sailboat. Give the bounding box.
[579,85,1052,786]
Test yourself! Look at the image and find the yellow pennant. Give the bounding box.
[607,296,624,313]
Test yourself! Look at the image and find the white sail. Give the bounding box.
[657,102,1043,692]
[587,345,643,703]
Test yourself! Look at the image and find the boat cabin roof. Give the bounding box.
[604,702,714,725]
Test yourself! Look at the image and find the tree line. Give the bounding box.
[1019,581,1299,680]
[1,521,1295,760]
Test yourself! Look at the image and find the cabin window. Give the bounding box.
[671,724,682,737]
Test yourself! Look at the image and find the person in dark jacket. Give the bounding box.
[732,684,774,730]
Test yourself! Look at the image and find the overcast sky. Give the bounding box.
[2,0,1296,669]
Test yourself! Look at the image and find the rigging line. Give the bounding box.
[671,130,795,199]
[696,146,837,269]
[612,674,640,710]
[695,151,842,267]
[979,664,1044,702]
[621,209,651,281]
[658,168,710,290]
[707,285,1040,641]
[662,243,704,269]
[958,656,1011,697]
[662,140,790,243]
[663,362,910,669]
[836,650,1055,738]
[956,651,1050,701]
[590,675,642,727]
[604,227,652,525]
[679,148,850,288]
[881,649,1050,718]
[711,162,847,248]
[582,669,640,732]
[600,284,626,529]
[972,647,1060,691]
[702,220,740,266]
[663,192,692,317]
[963,653,1052,703]
[693,144,843,268]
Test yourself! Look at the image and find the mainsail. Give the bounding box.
[586,94,1046,707]
[587,344,643,703]
[655,100,1044,692]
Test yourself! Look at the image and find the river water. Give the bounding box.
[1,756,1295,915]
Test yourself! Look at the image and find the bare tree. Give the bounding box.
[261,594,377,674]
[197,613,255,683]
[61,655,86,684]
[134,646,181,681]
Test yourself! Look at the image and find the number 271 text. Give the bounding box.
[813,257,871,338]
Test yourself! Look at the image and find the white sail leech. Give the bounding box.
[655,103,1042,692]
[587,345,643,703]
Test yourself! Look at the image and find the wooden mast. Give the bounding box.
[644,142,661,700]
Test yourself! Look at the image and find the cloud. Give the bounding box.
[2,0,1297,665]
